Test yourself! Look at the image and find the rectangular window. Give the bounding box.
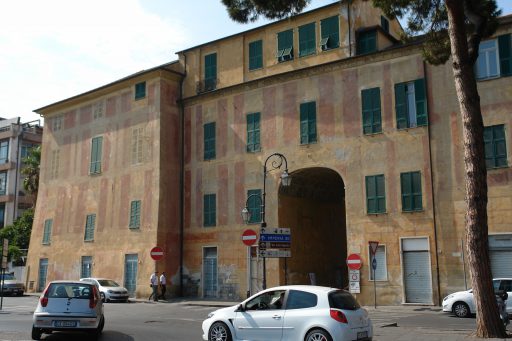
[366,175,386,214]
[0,140,9,164]
[0,204,4,228]
[484,125,508,169]
[381,16,390,33]
[320,16,339,50]
[135,81,146,100]
[21,143,37,159]
[369,245,387,281]
[203,194,216,227]
[93,102,104,119]
[246,112,261,153]
[395,79,427,129]
[84,214,96,241]
[299,23,316,57]
[129,200,141,229]
[247,189,262,224]
[401,171,422,212]
[131,127,144,164]
[0,172,6,196]
[361,88,382,134]
[204,122,216,160]
[277,29,294,62]
[52,115,63,132]
[357,30,377,55]
[204,53,217,91]
[50,149,60,180]
[81,256,92,279]
[476,34,512,79]
[89,136,103,174]
[300,101,317,144]
[42,219,53,245]
[249,40,263,70]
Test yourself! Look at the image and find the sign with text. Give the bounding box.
[349,281,360,294]
[260,227,290,235]
[260,234,291,242]
[259,249,291,258]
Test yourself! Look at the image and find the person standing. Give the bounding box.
[149,271,159,301]
[159,272,167,300]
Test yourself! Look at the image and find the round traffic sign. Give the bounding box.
[242,229,258,246]
[346,253,362,270]
[150,246,164,261]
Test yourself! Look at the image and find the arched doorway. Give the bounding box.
[278,167,347,288]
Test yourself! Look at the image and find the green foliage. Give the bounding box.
[221,0,311,23]
[0,209,34,261]
[21,144,41,202]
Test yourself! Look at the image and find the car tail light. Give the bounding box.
[90,286,98,308]
[330,309,348,323]
[40,285,50,307]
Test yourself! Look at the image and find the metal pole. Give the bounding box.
[247,246,251,298]
[0,268,4,310]
[373,255,377,309]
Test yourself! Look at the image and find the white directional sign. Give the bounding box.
[260,227,290,235]
[259,249,291,258]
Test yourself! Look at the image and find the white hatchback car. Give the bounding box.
[80,277,130,302]
[202,285,373,341]
[442,278,512,317]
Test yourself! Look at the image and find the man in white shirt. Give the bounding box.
[149,271,159,301]
[159,272,167,300]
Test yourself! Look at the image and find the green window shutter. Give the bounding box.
[498,34,512,77]
[357,30,376,55]
[414,79,428,126]
[203,194,216,227]
[366,175,385,214]
[381,16,389,33]
[205,53,217,90]
[411,171,422,210]
[299,23,316,57]
[401,172,412,212]
[361,88,382,134]
[135,82,146,100]
[129,200,141,228]
[485,125,508,168]
[246,113,261,153]
[90,136,103,174]
[43,219,52,244]
[376,175,386,212]
[84,214,96,241]
[300,103,309,144]
[247,189,262,224]
[300,102,316,144]
[277,30,294,61]
[308,102,317,143]
[249,40,263,70]
[204,122,216,160]
[395,83,408,129]
[320,16,339,49]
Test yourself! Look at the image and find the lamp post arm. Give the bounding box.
[262,153,289,226]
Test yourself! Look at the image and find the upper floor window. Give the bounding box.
[320,16,339,51]
[299,23,316,57]
[476,34,512,80]
[381,16,390,34]
[52,115,63,132]
[204,122,216,160]
[395,78,427,129]
[93,101,104,119]
[400,171,422,212]
[129,200,141,229]
[90,136,103,175]
[366,174,386,214]
[131,127,145,165]
[247,189,262,224]
[300,101,317,145]
[81,256,92,278]
[204,53,217,91]
[135,81,146,100]
[84,214,96,241]
[249,40,263,70]
[484,124,508,169]
[0,171,7,196]
[203,193,216,227]
[361,87,382,134]
[0,140,9,164]
[277,29,294,62]
[247,112,261,153]
[50,149,60,180]
[357,30,377,55]
[42,219,53,245]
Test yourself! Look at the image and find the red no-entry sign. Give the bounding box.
[150,246,164,261]
[346,253,362,270]
[242,229,258,246]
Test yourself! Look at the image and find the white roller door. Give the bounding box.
[489,235,512,278]
[402,238,433,304]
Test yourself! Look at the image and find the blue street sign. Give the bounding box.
[260,234,291,242]
[372,257,377,270]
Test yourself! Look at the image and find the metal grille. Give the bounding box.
[124,254,138,297]
[203,247,217,298]
[38,258,48,292]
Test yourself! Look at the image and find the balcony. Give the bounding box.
[196,78,218,94]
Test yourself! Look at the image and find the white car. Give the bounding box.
[80,278,130,302]
[202,285,373,341]
[442,278,512,317]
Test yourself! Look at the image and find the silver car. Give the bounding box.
[80,277,130,302]
[32,280,105,340]
[0,272,25,296]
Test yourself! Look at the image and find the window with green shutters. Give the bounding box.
[400,172,422,212]
[84,214,96,241]
[204,122,216,160]
[361,88,382,134]
[204,53,217,90]
[356,30,377,55]
[129,200,141,229]
[203,194,216,227]
[476,34,512,79]
[42,219,53,245]
[277,30,294,62]
[300,101,317,144]
[484,125,508,169]
[366,175,386,214]
[381,16,390,33]
[395,79,428,129]
[249,40,263,70]
[498,34,512,77]
[134,81,146,100]
[320,16,339,50]
[90,136,103,174]
[299,23,316,57]
[81,256,92,278]
[247,112,261,153]
[247,189,262,224]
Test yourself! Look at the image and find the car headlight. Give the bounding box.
[108,290,113,293]
[443,294,455,302]
[207,312,215,319]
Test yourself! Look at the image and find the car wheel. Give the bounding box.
[100,292,106,302]
[209,321,232,341]
[31,326,42,340]
[305,328,332,341]
[90,315,105,339]
[453,302,470,318]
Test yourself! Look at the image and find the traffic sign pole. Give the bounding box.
[368,241,379,309]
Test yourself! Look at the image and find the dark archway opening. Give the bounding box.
[278,167,347,288]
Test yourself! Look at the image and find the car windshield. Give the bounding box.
[98,280,119,287]
[48,283,94,299]
[0,273,15,280]
[328,290,361,310]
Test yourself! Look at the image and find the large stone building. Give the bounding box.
[26,1,512,306]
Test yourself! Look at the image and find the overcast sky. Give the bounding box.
[1,0,511,125]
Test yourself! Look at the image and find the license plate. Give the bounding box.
[357,331,368,339]
[54,320,77,327]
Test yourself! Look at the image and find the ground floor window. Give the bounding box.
[203,247,218,298]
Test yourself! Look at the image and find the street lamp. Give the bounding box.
[241,152,291,290]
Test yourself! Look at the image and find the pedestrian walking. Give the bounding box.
[159,272,167,300]
[149,271,159,301]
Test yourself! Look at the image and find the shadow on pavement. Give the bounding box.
[40,331,134,340]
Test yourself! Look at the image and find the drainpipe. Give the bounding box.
[424,61,442,306]
[13,118,21,223]
[178,53,187,297]
[346,0,352,57]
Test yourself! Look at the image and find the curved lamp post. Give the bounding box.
[241,153,291,290]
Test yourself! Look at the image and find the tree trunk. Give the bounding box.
[445,1,506,338]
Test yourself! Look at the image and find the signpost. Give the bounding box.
[347,253,362,294]
[1,238,8,310]
[259,227,291,258]
[369,241,379,308]
[346,253,362,270]
[150,246,164,261]
[242,229,258,246]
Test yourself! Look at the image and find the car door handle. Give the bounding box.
[272,315,282,320]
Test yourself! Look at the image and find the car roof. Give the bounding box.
[48,280,92,285]
[80,277,114,281]
[265,285,338,294]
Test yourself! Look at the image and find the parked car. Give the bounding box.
[32,280,104,340]
[442,278,512,318]
[0,272,25,296]
[202,285,373,341]
[80,277,129,302]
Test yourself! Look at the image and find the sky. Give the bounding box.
[1,0,511,125]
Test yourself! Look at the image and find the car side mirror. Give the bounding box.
[236,303,245,312]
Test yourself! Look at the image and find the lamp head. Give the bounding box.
[241,207,251,224]
[281,170,291,187]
